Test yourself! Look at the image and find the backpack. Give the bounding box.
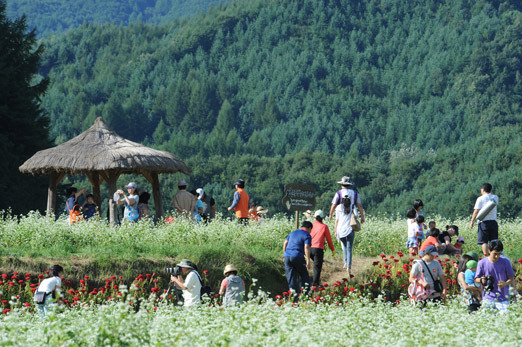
[69,204,82,224]
[194,271,212,298]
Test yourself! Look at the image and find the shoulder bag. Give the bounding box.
[350,191,361,231]
[421,260,443,293]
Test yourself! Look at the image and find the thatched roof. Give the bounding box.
[19,117,191,175]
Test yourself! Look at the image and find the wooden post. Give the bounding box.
[100,170,120,226]
[295,211,299,230]
[46,172,64,216]
[142,170,164,221]
[85,172,102,211]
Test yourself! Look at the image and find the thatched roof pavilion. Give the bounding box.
[19,117,191,220]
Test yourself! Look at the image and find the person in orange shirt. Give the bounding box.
[419,228,442,256]
[228,179,250,224]
[310,210,335,287]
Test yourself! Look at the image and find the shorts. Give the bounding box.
[477,220,498,244]
[406,237,418,248]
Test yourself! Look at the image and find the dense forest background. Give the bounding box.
[4,0,522,219]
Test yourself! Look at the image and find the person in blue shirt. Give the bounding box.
[283,221,312,298]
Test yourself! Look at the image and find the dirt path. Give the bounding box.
[319,256,377,284]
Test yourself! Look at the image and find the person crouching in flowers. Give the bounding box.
[219,264,245,306]
[34,265,63,317]
[408,245,447,306]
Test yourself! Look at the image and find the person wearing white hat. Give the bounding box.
[116,182,139,222]
[172,179,196,218]
[328,176,365,224]
[196,188,216,222]
[310,210,335,287]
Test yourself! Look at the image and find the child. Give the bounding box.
[219,264,245,306]
[419,228,442,255]
[454,236,465,253]
[415,215,426,248]
[428,221,436,236]
[464,260,482,301]
[406,208,418,255]
[82,194,97,220]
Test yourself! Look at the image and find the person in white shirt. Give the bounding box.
[469,183,499,257]
[171,259,202,307]
[34,265,63,317]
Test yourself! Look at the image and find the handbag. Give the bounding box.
[34,291,48,305]
[422,260,443,293]
[350,191,361,231]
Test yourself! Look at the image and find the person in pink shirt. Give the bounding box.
[310,210,335,287]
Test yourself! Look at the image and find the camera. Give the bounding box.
[484,275,495,292]
[165,266,182,277]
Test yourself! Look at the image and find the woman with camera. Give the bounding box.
[34,265,63,316]
[170,259,202,307]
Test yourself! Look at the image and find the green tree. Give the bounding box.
[0,0,51,214]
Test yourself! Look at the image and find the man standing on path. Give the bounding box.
[172,179,196,218]
[328,176,365,223]
[470,183,499,257]
[227,179,250,224]
[283,221,312,297]
[197,188,216,222]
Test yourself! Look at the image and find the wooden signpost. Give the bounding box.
[282,183,316,229]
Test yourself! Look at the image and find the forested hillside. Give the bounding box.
[5,0,228,37]
[23,0,522,217]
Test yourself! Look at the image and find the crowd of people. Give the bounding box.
[60,178,516,314]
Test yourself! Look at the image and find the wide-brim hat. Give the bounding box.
[303,210,313,219]
[223,264,238,275]
[464,251,479,262]
[337,176,354,186]
[256,206,268,214]
[178,179,187,186]
[176,259,195,269]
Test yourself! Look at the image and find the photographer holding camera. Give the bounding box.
[170,259,202,307]
[475,239,514,312]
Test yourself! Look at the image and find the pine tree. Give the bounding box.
[0,0,51,214]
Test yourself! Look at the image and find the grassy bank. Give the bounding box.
[1,212,521,293]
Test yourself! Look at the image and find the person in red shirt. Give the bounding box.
[310,210,335,287]
[419,228,442,255]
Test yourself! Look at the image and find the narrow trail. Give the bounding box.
[319,256,377,285]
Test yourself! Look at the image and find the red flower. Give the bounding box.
[383,258,388,262]
[311,286,316,291]
[203,270,209,275]
[23,302,31,307]
[372,261,379,266]
[1,274,7,280]
[38,274,44,280]
[3,309,10,314]
[396,271,402,276]
[214,293,219,298]
[455,254,460,258]
[80,280,85,286]
[349,287,355,292]
[518,259,522,264]
[145,274,152,279]
[380,254,386,258]
[350,274,354,278]
[18,280,24,284]
[110,276,116,281]
[275,295,282,300]
[397,251,404,257]
[323,283,328,288]
[13,272,18,276]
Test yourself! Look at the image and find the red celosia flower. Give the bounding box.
[203,270,208,275]
[380,254,386,258]
[323,283,328,287]
[145,274,152,279]
[84,275,89,280]
[110,276,116,281]
[3,309,10,314]
[349,287,355,292]
[1,274,7,280]
[23,302,30,307]
[518,259,522,264]
[38,274,44,280]
[18,280,24,284]
[275,295,282,300]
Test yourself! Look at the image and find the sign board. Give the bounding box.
[282,183,316,212]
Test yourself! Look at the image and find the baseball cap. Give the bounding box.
[314,210,325,218]
[125,182,137,189]
[466,260,478,269]
[424,245,438,256]
[457,236,465,243]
